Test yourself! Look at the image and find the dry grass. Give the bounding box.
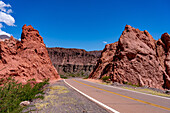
[59,97,77,105]
[35,102,50,110]
[49,86,69,94]
[35,85,70,110]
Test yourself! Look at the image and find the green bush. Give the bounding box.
[66,73,78,77]
[70,74,76,77]
[102,76,110,82]
[127,82,140,87]
[83,76,89,79]
[0,78,49,113]
[60,75,68,79]
[123,81,140,87]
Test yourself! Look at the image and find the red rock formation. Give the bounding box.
[90,25,170,89]
[157,33,170,89]
[0,25,60,83]
[47,47,101,75]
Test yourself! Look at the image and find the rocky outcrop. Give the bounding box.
[47,47,101,75]
[89,25,170,89]
[0,25,60,83]
[156,33,170,89]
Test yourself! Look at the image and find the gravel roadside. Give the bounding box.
[23,80,110,113]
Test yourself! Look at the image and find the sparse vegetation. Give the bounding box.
[101,76,110,83]
[34,85,71,111]
[64,72,86,78]
[60,75,68,79]
[0,77,49,113]
[49,86,69,94]
[123,81,140,87]
[83,76,89,79]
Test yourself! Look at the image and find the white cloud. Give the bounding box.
[0,23,2,28]
[0,29,10,36]
[0,1,15,36]
[7,9,12,13]
[0,11,15,26]
[103,41,107,44]
[0,1,11,13]
[0,23,10,36]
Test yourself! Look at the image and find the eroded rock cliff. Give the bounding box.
[47,47,101,75]
[89,25,170,89]
[0,25,60,83]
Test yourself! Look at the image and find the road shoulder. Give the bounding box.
[23,80,110,113]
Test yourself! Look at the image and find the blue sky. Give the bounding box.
[0,0,170,51]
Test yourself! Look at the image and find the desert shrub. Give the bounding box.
[0,78,49,113]
[70,74,76,77]
[127,82,140,87]
[65,71,86,78]
[123,81,140,87]
[102,76,110,82]
[66,73,79,77]
[83,76,89,79]
[60,75,68,79]
[123,81,128,84]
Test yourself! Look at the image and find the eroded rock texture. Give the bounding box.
[90,25,170,89]
[47,48,101,75]
[0,25,60,83]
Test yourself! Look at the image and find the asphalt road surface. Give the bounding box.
[65,78,170,113]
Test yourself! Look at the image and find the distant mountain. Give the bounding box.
[0,35,10,39]
[47,47,101,75]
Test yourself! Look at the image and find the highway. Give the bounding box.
[64,78,170,113]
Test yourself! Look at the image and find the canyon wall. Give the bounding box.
[47,47,101,75]
[0,25,60,83]
[89,25,170,89]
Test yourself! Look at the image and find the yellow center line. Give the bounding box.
[73,79,170,111]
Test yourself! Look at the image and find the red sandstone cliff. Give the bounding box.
[0,25,60,83]
[89,25,170,89]
[47,47,101,75]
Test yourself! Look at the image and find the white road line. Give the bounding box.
[80,79,170,100]
[63,79,120,113]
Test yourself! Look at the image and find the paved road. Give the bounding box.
[65,78,170,113]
